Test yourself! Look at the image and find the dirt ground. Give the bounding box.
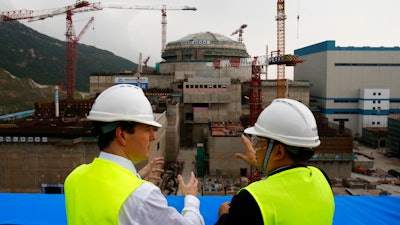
[332,141,400,196]
[176,143,400,196]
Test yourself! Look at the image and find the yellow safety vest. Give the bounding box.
[64,158,145,225]
[243,166,335,225]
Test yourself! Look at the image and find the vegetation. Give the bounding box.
[0,69,55,114]
[0,21,139,92]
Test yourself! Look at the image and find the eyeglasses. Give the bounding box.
[250,135,268,151]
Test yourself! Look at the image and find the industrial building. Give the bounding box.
[90,32,311,145]
[387,115,400,156]
[2,35,387,192]
[294,40,400,139]
[88,32,316,179]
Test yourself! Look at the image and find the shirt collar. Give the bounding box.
[268,164,308,177]
[98,151,140,178]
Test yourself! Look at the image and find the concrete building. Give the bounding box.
[206,122,249,178]
[294,40,400,137]
[1,36,364,193]
[0,112,168,193]
[160,32,251,145]
[88,32,316,179]
[89,35,362,182]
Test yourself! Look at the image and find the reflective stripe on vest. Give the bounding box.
[65,158,145,225]
[243,166,335,225]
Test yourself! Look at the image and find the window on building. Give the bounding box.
[333,99,358,103]
[185,113,193,121]
[240,168,247,177]
[193,103,208,107]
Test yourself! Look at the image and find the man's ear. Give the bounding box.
[115,127,127,145]
[273,143,286,160]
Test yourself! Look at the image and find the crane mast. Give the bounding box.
[65,14,94,100]
[161,5,167,53]
[276,0,286,98]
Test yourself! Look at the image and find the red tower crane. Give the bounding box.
[65,16,94,100]
[1,1,196,100]
[1,1,96,100]
[248,56,264,184]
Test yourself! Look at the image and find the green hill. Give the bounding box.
[0,68,58,114]
[0,21,138,92]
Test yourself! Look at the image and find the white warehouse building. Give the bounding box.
[294,40,400,137]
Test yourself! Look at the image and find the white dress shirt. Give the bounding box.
[99,152,205,225]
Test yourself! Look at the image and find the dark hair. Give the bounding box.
[285,145,315,162]
[92,121,138,151]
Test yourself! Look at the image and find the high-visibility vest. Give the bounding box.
[65,158,145,225]
[243,166,335,225]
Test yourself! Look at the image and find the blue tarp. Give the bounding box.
[0,193,399,225]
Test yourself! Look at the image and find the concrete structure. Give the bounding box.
[387,115,400,155]
[88,34,324,180]
[0,113,168,193]
[160,32,251,145]
[90,32,312,145]
[5,36,400,193]
[206,122,249,178]
[294,40,400,137]
[90,72,174,97]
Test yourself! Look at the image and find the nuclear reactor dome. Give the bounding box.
[161,32,249,62]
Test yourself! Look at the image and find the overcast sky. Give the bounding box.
[1,0,400,79]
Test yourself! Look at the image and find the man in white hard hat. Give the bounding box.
[215,98,335,225]
[64,84,204,225]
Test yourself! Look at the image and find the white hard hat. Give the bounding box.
[87,84,162,127]
[245,98,320,148]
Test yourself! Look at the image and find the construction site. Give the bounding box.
[0,0,400,198]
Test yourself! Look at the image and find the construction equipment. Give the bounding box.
[269,0,303,98]
[143,56,150,73]
[0,1,196,100]
[248,56,263,184]
[231,24,248,43]
[275,0,286,98]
